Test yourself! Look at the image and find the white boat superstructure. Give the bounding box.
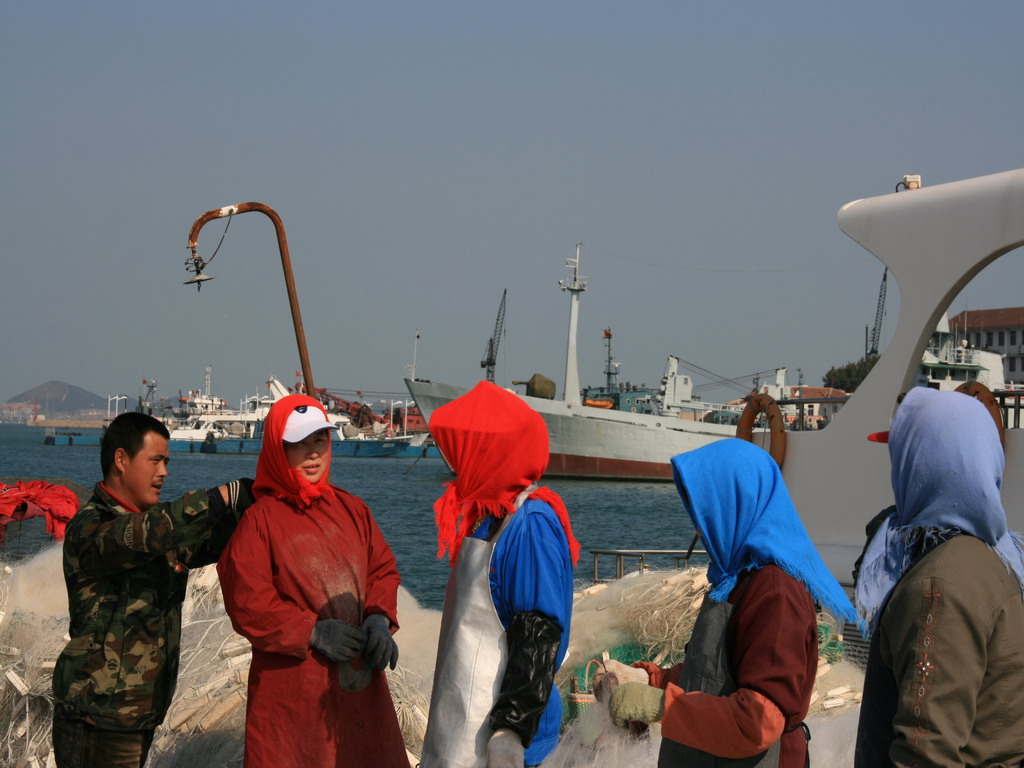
[783,168,1024,585]
[168,373,296,444]
[408,375,743,479]
[918,315,1006,391]
[407,247,765,480]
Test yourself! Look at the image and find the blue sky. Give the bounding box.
[3,2,1022,409]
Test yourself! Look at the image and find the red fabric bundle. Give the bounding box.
[429,381,580,565]
[253,394,333,509]
[0,481,80,542]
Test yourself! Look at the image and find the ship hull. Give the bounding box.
[405,379,741,481]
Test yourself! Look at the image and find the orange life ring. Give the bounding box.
[736,393,787,467]
[954,381,1005,448]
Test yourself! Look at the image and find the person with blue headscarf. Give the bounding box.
[607,439,856,767]
[854,387,1024,767]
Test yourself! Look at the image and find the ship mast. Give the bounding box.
[603,327,619,390]
[559,243,588,404]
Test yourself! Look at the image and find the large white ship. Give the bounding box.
[406,245,766,480]
[406,371,748,481]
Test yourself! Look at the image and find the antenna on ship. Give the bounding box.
[559,243,588,404]
[603,328,620,390]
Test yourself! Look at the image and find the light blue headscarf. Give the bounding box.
[854,387,1024,636]
[671,439,856,623]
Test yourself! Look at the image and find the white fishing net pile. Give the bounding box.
[0,546,862,767]
[552,567,864,767]
[0,545,67,768]
[0,545,434,768]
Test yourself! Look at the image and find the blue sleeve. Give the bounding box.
[490,500,574,636]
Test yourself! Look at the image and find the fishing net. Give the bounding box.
[0,546,864,767]
[552,566,865,766]
[0,546,436,768]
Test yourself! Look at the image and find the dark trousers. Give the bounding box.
[52,710,154,768]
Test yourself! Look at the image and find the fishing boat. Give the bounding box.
[167,371,292,452]
[406,246,767,481]
[181,387,437,458]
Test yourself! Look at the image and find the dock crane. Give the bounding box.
[481,289,507,382]
[867,268,888,356]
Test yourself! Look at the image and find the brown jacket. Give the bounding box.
[873,535,1024,767]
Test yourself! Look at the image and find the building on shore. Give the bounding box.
[948,307,1024,388]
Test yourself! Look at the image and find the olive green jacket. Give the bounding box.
[877,535,1024,767]
[52,483,245,731]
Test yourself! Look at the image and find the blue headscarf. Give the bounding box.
[671,439,855,623]
[855,387,1024,635]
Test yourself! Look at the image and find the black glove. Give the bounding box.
[362,614,399,670]
[488,610,562,747]
[309,620,366,663]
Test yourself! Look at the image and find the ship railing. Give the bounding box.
[994,389,1023,429]
[777,391,1023,430]
[590,540,708,582]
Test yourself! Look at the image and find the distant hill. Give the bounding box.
[6,381,105,413]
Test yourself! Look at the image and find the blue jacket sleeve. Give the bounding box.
[490,500,574,636]
[487,499,575,750]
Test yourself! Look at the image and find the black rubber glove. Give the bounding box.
[362,614,399,670]
[309,620,366,663]
[488,610,562,747]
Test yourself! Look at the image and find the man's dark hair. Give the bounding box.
[101,412,171,477]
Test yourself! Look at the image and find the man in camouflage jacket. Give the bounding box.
[51,412,254,768]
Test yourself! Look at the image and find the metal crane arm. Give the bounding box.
[481,289,507,382]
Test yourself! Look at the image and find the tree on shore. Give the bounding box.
[823,355,878,393]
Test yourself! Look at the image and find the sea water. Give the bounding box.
[0,424,696,607]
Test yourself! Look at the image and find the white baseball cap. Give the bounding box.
[283,404,339,443]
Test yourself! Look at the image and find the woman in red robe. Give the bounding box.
[218,394,407,767]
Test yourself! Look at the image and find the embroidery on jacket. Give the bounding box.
[909,582,942,754]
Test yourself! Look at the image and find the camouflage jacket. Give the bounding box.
[52,482,247,731]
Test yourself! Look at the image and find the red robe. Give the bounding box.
[637,565,818,767]
[217,487,407,768]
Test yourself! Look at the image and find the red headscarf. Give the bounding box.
[430,381,580,566]
[254,394,334,509]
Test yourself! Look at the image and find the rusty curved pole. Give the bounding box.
[187,202,315,395]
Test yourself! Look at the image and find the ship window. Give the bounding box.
[999,331,1005,346]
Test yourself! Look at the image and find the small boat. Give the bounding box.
[176,386,437,458]
[167,371,292,452]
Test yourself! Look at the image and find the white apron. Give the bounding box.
[420,516,512,767]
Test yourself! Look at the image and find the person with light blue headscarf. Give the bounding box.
[854,387,1024,767]
[608,439,855,767]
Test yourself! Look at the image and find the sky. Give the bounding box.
[3,1,1022,411]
